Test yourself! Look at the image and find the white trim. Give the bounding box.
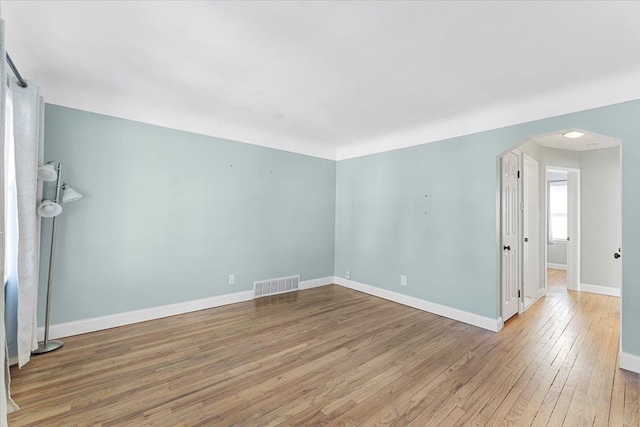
[38,277,336,340]
[547,263,567,271]
[578,283,621,297]
[333,277,501,332]
[333,276,349,287]
[495,155,503,333]
[298,276,334,290]
[550,239,568,245]
[34,273,512,340]
[522,153,540,316]
[619,351,640,374]
[37,290,254,340]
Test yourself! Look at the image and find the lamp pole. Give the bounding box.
[32,162,64,354]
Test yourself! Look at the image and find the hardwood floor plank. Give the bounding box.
[625,370,639,427]
[8,271,638,426]
[608,352,628,427]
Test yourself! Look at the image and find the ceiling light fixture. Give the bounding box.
[563,131,585,139]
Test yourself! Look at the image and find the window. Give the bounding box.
[548,180,567,241]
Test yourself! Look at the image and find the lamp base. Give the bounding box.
[32,340,64,355]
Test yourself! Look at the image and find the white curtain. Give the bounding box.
[1,12,19,426]
[10,77,43,368]
[2,82,19,418]
[1,9,45,423]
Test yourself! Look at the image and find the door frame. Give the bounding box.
[497,153,581,326]
[522,153,540,312]
[544,166,580,293]
[497,131,623,352]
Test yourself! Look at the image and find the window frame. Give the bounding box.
[548,179,568,243]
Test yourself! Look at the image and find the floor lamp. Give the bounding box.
[32,161,83,354]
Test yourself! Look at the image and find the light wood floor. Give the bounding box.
[8,269,639,426]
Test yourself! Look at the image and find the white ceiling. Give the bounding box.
[3,1,640,160]
[532,130,621,152]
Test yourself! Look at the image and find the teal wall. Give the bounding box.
[41,100,640,360]
[335,136,500,318]
[580,147,622,289]
[39,105,336,324]
[334,100,640,356]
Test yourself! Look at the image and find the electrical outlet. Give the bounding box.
[346,271,351,280]
[229,274,235,285]
[400,275,407,286]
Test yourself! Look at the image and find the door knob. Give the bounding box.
[503,245,511,251]
[614,252,621,259]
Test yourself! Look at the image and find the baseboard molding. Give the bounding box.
[578,283,621,297]
[299,276,334,290]
[332,276,500,332]
[619,351,640,374]
[37,276,336,341]
[38,290,255,341]
[36,274,503,340]
[547,263,567,271]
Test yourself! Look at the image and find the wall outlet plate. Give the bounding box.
[346,271,351,280]
[229,274,235,285]
[400,275,407,286]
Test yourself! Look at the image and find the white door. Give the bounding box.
[566,171,580,290]
[501,152,520,321]
[523,154,540,310]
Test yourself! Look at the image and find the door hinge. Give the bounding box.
[518,289,521,298]
[517,170,520,178]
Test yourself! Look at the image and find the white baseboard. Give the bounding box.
[299,276,334,290]
[578,283,621,297]
[38,276,333,341]
[332,276,501,332]
[37,275,335,341]
[547,263,567,270]
[619,351,640,374]
[37,274,501,340]
[38,290,255,341]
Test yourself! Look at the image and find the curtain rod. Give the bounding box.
[6,52,27,88]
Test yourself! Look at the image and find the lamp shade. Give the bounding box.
[37,200,62,217]
[37,164,58,182]
[62,184,83,203]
